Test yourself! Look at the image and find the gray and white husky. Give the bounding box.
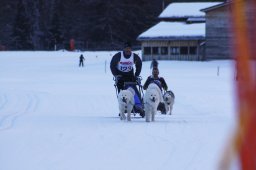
[163,90,175,115]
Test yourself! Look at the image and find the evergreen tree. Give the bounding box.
[48,0,64,50]
[11,0,34,50]
[0,0,17,49]
[85,0,160,50]
[2,0,223,50]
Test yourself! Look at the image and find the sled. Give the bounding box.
[113,76,145,118]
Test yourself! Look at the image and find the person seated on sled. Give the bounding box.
[110,41,144,116]
[110,41,142,91]
[143,66,168,114]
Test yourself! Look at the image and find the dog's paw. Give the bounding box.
[120,116,126,121]
[119,113,126,120]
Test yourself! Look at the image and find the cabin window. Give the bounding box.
[152,47,159,55]
[144,47,151,55]
[170,47,180,55]
[189,47,197,55]
[180,47,188,55]
[160,47,168,55]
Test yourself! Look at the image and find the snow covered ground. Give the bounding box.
[0,51,237,170]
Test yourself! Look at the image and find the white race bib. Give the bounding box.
[117,52,134,72]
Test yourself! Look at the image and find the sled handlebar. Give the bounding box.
[113,75,142,86]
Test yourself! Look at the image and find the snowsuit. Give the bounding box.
[79,54,85,67]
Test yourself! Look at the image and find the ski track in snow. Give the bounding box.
[0,92,39,130]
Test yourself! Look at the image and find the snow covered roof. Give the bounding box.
[159,2,223,19]
[201,2,229,12]
[137,22,205,41]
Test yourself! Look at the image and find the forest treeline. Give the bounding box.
[0,0,223,50]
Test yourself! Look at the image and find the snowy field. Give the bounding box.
[0,51,237,170]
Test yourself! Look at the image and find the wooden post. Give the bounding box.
[162,0,165,11]
[105,60,107,73]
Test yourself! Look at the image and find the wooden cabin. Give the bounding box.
[201,2,232,59]
[201,0,256,59]
[137,22,206,61]
[137,2,225,61]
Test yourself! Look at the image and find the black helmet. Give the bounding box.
[123,41,132,48]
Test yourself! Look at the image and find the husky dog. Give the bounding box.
[144,83,163,122]
[117,87,135,121]
[163,90,175,115]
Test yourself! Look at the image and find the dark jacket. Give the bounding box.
[143,76,168,91]
[79,55,84,61]
[110,51,142,77]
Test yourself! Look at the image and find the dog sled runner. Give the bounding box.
[113,76,145,118]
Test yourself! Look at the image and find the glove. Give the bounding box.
[114,75,122,84]
[135,76,142,84]
[115,75,122,80]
